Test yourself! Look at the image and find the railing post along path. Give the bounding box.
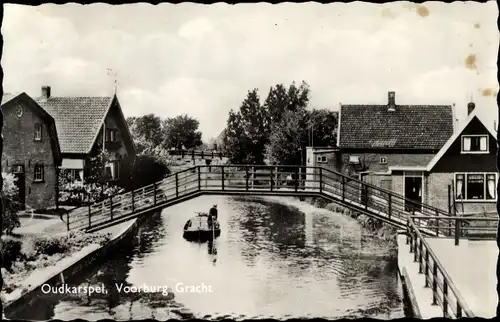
[454,218,460,246]
[295,167,299,192]
[175,173,179,197]
[67,210,70,231]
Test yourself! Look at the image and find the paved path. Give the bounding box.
[425,238,498,318]
[397,234,443,318]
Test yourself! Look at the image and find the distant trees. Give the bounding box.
[222,81,338,165]
[162,114,203,150]
[126,114,203,153]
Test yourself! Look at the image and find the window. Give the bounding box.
[380,156,387,165]
[316,155,327,163]
[67,169,83,181]
[34,164,44,182]
[349,155,360,164]
[461,135,488,153]
[34,123,42,141]
[105,129,118,142]
[455,173,497,201]
[12,165,24,174]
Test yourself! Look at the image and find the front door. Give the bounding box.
[404,175,422,212]
[12,165,26,210]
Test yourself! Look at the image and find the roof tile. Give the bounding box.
[339,105,454,149]
[35,96,112,154]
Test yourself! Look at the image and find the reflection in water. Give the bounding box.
[6,195,405,320]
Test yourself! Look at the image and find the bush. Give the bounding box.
[124,154,171,190]
[2,172,21,234]
[1,238,22,271]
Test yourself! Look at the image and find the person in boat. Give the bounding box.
[207,204,218,229]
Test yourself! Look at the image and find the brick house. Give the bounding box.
[34,86,136,184]
[307,91,455,211]
[425,102,497,214]
[1,92,62,210]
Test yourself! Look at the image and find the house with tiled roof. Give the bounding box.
[1,92,62,210]
[424,102,497,214]
[34,86,136,183]
[307,91,456,212]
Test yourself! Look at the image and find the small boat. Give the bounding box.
[183,212,221,242]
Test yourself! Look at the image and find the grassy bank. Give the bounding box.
[303,197,399,249]
[1,230,112,302]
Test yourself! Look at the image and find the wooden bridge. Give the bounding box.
[65,165,453,233]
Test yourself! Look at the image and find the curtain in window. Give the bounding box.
[79,170,84,181]
[456,175,464,198]
[480,136,487,151]
[487,174,496,199]
[463,137,471,151]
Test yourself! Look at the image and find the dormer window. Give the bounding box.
[34,123,42,141]
[105,129,118,142]
[461,135,488,153]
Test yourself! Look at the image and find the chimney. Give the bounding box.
[41,86,51,100]
[387,91,396,111]
[467,101,475,116]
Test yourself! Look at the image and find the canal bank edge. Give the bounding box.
[2,212,154,316]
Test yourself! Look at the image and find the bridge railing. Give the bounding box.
[66,164,455,231]
[408,215,498,245]
[406,216,479,318]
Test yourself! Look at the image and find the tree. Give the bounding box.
[307,109,339,147]
[126,114,164,154]
[265,108,309,165]
[224,89,269,164]
[162,114,203,150]
[263,81,310,125]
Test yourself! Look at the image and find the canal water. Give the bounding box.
[7,195,405,320]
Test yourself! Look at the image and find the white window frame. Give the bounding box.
[34,123,42,141]
[461,134,489,154]
[380,156,387,165]
[34,164,44,182]
[316,155,327,163]
[454,172,498,202]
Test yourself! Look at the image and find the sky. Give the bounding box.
[2,2,499,140]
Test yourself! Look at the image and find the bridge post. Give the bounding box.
[319,167,323,193]
[198,166,201,191]
[270,167,273,191]
[245,167,249,190]
[131,190,135,212]
[88,206,91,229]
[424,251,429,287]
[443,280,449,316]
[418,241,423,273]
[388,193,392,218]
[221,166,225,191]
[110,196,113,220]
[201,151,204,159]
[364,186,369,210]
[294,167,299,192]
[454,218,460,246]
[153,183,157,205]
[211,151,214,159]
[342,176,345,201]
[67,210,70,231]
[175,173,179,197]
[435,212,440,236]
